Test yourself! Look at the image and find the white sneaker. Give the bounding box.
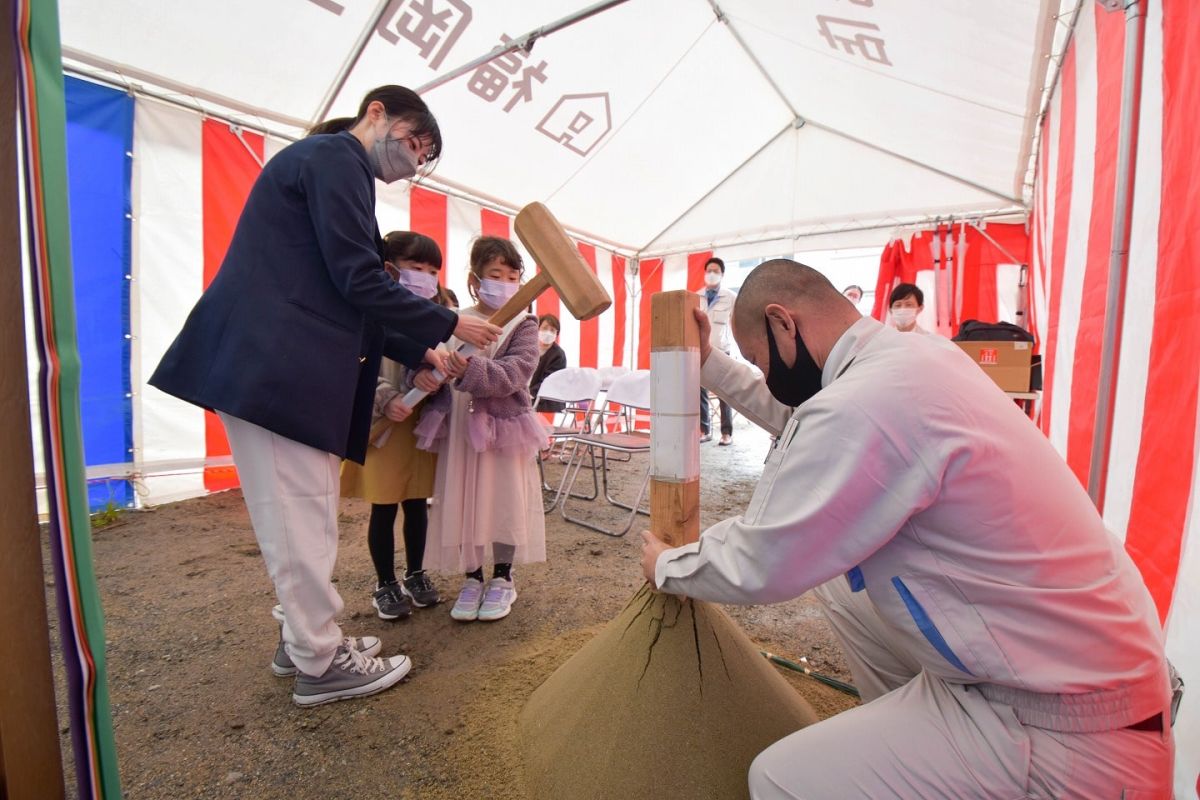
[450,578,485,622]
[477,577,517,622]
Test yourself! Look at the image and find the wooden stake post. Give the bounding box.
[650,291,702,548]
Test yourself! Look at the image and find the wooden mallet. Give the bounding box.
[400,201,611,407]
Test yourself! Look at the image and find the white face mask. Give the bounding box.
[704,272,722,287]
[891,308,918,328]
[477,277,519,310]
[369,121,419,184]
[395,268,439,299]
[538,330,557,346]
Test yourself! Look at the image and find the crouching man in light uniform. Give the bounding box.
[640,259,1174,798]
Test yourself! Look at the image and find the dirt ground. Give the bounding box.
[45,416,857,799]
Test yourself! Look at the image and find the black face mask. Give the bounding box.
[765,318,824,407]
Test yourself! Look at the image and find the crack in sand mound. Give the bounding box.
[519,586,820,800]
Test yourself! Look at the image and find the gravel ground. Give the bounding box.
[44,416,856,798]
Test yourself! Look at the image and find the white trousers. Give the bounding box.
[747,578,1174,799]
[219,412,344,676]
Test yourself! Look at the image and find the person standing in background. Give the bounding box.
[888,283,929,334]
[699,257,736,446]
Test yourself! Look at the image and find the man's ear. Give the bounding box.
[764,303,795,334]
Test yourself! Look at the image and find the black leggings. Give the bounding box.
[367,499,427,586]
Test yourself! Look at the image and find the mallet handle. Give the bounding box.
[399,271,550,408]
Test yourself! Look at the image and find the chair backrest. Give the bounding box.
[604,370,651,411]
[596,365,630,390]
[536,367,601,405]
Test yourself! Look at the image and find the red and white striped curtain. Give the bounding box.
[1032,3,1199,793]
[871,222,1031,339]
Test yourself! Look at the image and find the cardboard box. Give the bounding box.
[956,340,1033,393]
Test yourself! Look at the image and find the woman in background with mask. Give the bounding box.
[150,85,502,707]
[530,313,568,413]
[888,282,929,334]
[341,232,449,622]
[412,237,548,624]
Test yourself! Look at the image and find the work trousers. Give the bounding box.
[748,578,1174,799]
[219,412,344,677]
[700,387,733,436]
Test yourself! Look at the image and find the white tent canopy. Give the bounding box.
[60,0,1063,256]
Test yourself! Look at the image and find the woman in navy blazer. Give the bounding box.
[150,86,500,707]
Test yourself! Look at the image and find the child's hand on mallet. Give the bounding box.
[444,350,471,378]
[414,369,443,394]
[384,396,413,422]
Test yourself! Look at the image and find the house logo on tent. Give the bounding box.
[536,92,612,157]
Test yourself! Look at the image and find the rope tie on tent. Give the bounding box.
[230,125,265,169]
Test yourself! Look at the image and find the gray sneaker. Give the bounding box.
[401,571,441,608]
[292,645,412,707]
[272,634,382,677]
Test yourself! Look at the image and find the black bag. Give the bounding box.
[952,319,1035,343]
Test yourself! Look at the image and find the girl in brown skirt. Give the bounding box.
[341,231,451,619]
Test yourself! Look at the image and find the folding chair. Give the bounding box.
[559,370,652,537]
[535,368,602,512]
[591,365,633,458]
[596,365,629,390]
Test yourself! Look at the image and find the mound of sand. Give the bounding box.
[519,586,819,800]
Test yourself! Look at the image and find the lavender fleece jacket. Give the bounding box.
[413,314,549,455]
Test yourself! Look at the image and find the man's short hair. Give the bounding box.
[704,257,725,274]
[538,313,561,333]
[732,258,839,335]
[889,283,924,307]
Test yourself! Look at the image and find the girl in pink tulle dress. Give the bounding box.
[413,237,548,622]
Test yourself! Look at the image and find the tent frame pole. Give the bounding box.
[61,48,312,131]
[706,0,1021,207]
[639,121,794,254]
[1021,0,1087,200]
[640,206,1027,260]
[1087,0,1146,509]
[311,0,396,126]
[1014,0,1068,201]
[415,0,631,95]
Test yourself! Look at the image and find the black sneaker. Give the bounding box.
[371,582,412,620]
[402,571,441,608]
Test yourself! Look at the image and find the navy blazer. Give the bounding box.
[149,132,457,463]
